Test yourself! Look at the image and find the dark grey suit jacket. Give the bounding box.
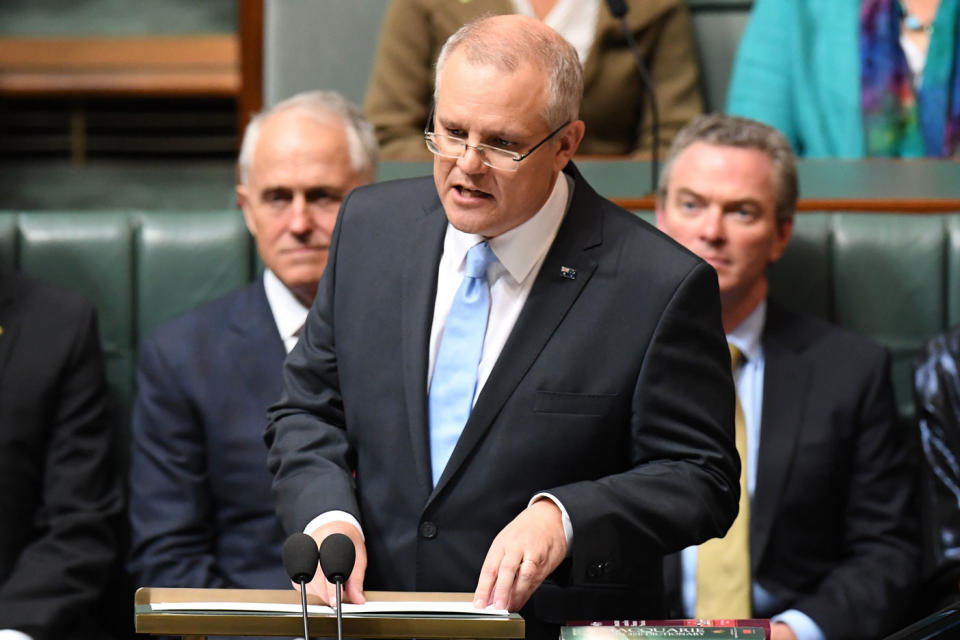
[664,301,918,639]
[129,278,290,590]
[266,165,740,634]
[0,271,122,640]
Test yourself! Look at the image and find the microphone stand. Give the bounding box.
[607,0,661,192]
[299,578,311,640]
[335,578,344,640]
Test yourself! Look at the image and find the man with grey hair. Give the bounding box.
[128,90,376,591]
[657,114,918,640]
[265,15,738,639]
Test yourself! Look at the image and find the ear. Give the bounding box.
[553,120,585,171]
[237,183,258,238]
[769,219,794,263]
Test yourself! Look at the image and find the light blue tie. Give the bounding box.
[429,241,498,487]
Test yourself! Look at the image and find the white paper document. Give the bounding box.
[149,599,509,617]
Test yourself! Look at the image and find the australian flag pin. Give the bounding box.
[560,266,577,280]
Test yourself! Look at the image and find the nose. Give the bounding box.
[700,207,725,244]
[288,194,311,235]
[455,143,487,174]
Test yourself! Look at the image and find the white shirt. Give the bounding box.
[306,173,575,543]
[263,268,310,354]
[512,0,600,66]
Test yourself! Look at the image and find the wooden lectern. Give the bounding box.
[135,588,526,639]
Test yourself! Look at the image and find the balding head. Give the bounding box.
[434,14,583,130]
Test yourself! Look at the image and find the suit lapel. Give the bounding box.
[751,304,814,568]
[432,167,602,497]
[0,273,19,380]
[226,279,287,394]
[402,198,448,495]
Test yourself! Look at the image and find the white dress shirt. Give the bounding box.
[512,0,600,66]
[263,268,310,355]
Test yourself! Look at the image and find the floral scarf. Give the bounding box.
[860,0,960,156]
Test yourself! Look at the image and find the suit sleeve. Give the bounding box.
[550,260,741,585]
[363,0,437,160]
[128,334,227,588]
[265,191,361,536]
[725,0,800,151]
[0,307,121,637]
[792,349,918,638]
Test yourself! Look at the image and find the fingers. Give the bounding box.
[306,521,369,606]
[473,500,567,612]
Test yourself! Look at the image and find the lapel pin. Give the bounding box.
[560,266,577,280]
[0,325,4,337]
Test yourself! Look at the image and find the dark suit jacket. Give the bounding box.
[265,164,740,635]
[128,278,290,590]
[0,271,122,640]
[664,301,918,639]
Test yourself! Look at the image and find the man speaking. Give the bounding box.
[265,15,738,638]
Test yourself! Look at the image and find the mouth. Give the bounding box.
[453,184,493,200]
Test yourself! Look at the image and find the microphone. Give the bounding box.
[319,533,356,640]
[282,533,319,640]
[604,0,661,193]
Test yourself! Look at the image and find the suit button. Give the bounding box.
[586,561,605,579]
[420,521,438,539]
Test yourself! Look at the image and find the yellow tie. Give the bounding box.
[695,343,751,619]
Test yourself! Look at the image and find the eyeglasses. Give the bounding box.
[423,107,569,172]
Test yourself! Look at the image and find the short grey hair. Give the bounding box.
[433,15,583,130]
[658,114,798,224]
[238,90,378,185]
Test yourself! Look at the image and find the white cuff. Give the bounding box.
[0,630,34,640]
[772,609,826,640]
[529,492,573,554]
[303,510,365,541]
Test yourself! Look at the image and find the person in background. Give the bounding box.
[727,0,959,157]
[266,15,739,640]
[365,0,703,158]
[0,270,122,640]
[657,114,919,639]
[128,91,377,591]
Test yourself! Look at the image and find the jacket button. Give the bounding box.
[420,521,438,539]
[586,561,605,579]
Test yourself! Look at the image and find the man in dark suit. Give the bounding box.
[128,91,377,590]
[656,114,918,640]
[0,271,122,640]
[265,15,739,638]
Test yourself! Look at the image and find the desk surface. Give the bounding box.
[135,588,526,639]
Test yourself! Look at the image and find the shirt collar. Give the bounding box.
[262,268,310,342]
[726,299,766,364]
[442,172,571,286]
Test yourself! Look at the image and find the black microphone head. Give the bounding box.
[319,533,356,583]
[605,0,628,18]
[282,533,319,583]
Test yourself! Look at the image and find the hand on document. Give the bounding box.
[473,499,567,612]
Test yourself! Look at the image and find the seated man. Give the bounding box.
[656,114,918,640]
[128,91,377,589]
[0,271,122,640]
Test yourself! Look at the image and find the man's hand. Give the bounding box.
[295,521,367,606]
[771,622,797,640]
[473,499,567,611]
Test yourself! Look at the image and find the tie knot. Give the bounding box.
[464,241,497,280]
[728,342,744,370]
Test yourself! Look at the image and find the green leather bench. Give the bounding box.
[2,209,958,445]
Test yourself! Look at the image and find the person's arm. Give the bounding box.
[785,349,918,638]
[474,260,741,609]
[0,305,121,636]
[363,0,437,160]
[725,0,800,150]
[127,333,227,589]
